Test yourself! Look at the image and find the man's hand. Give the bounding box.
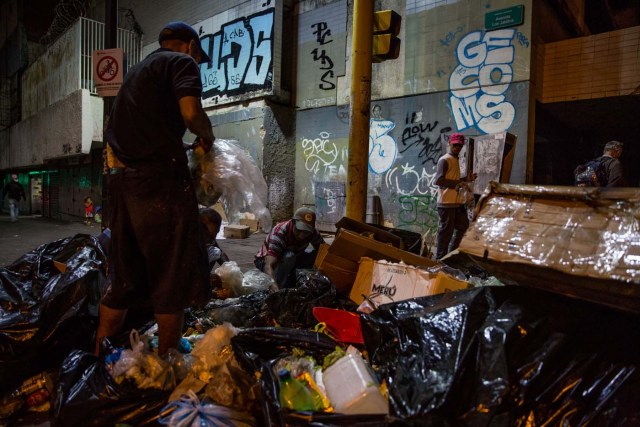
[195,136,214,154]
[466,172,478,182]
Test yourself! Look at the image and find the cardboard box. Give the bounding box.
[239,218,260,232]
[349,258,469,305]
[455,182,640,313]
[223,224,250,239]
[52,235,93,273]
[330,229,435,268]
[314,243,330,269]
[316,224,437,295]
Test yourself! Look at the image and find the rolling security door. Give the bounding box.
[42,172,60,219]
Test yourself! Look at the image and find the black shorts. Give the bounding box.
[102,167,209,314]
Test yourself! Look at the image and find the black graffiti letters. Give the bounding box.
[311,21,335,90]
[400,113,452,165]
[311,48,334,70]
[312,22,333,45]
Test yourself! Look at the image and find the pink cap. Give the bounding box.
[449,133,465,145]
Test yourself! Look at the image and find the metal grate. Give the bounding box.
[79,17,142,94]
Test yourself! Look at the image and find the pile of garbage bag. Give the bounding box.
[2,234,640,426]
[0,234,106,394]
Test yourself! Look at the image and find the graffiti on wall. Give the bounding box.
[369,105,398,175]
[301,131,347,176]
[397,194,439,233]
[199,8,274,101]
[385,163,438,196]
[315,181,345,223]
[449,28,517,134]
[400,111,451,166]
[311,22,336,90]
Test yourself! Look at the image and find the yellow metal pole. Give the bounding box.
[346,0,373,222]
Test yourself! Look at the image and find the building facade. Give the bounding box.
[1,0,638,235]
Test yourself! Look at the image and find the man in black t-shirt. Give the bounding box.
[96,22,215,356]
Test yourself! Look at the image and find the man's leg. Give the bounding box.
[95,303,128,355]
[435,207,455,259]
[449,206,470,253]
[155,310,184,356]
[8,199,17,222]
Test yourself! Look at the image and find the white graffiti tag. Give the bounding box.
[449,29,517,134]
[301,131,339,174]
[369,118,398,174]
[385,163,438,196]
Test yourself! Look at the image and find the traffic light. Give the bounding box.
[373,10,401,62]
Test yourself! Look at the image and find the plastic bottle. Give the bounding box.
[277,369,316,411]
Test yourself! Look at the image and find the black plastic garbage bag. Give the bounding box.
[361,286,640,426]
[189,272,357,330]
[0,234,106,394]
[232,327,388,426]
[54,350,170,426]
[188,289,272,329]
[264,271,358,328]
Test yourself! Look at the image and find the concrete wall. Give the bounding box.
[21,22,81,120]
[295,86,530,233]
[0,90,102,170]
[294,0,533,233]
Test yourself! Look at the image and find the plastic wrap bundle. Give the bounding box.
[189,139,272,232]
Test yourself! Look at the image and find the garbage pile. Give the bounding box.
[2,207,640,425]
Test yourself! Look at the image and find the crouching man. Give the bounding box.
[254,207,325,289]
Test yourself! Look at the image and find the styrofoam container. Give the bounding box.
[323,352,388,414]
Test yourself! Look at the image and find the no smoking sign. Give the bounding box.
[93,48,124,96]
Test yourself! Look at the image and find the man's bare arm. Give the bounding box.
[179,96,214,152]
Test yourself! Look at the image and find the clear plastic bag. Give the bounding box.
[108,330,176,391]
[215,262,274,297]
[158,390,255,427]
[189,139,272,232]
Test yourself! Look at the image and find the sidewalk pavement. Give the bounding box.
[0,213,266,269]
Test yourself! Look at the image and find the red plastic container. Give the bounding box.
[312,307,364,344]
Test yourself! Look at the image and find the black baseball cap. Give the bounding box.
[158,21,211,64]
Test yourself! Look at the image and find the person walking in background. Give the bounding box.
[574,140,625,187]
[434,133,477,260]
[95,21,215,357]
[254,207,325,289]
[2,174,26,223]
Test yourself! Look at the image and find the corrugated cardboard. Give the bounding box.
[314,223,437,295]
[349,258,469,305]
[223,224,250,239]
[330,229,435,268]
[454,182,640,313]
[239,218,260,232]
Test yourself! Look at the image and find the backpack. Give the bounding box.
[574,157,609,187]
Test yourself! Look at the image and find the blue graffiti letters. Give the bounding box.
[200,8,274,99]
[449,28,516,134]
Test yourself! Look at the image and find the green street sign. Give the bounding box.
[485,5,524,30]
